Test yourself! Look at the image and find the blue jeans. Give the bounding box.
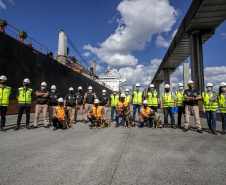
[206,111,217,130]
[111,107,116,120]
[163,107,175,126]
[133,104,142,121]
[115,113,125,126]
[221,113,226,130]
[139,118,149,126]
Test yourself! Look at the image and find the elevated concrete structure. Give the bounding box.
[151,0,226,92]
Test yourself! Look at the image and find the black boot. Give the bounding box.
[221,130,226,135]
[14,126,20,131]
[26,125,31,129]
[1,127,6,132]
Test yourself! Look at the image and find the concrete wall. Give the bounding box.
[0,32,112,113]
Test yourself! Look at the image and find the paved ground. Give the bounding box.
[0,108,226,185]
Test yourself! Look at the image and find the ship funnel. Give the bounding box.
[58,30,67,56]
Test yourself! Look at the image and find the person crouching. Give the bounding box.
[52,98,67,130]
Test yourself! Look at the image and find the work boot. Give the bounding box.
[26,125,31,129]
[213,130,217,135]
[1,127,6,132]
[183,128,188,132]
[89,123,95,127]
[208,129,212,134]
[197,129,203,134]
[164,124,168,128]
[32,125,38,129]
[53,127,57,131]
[14,126,20,131]
[172,125,177,129]
[221,130,225,135]
[138,124,143,128]
[115,124,119,128]
[44,125,50,128]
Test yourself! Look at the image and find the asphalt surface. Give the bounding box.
[0,108,226,185]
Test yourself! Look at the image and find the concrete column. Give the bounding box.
[183,63,189,89]
[189,31,204,93]
[164,68,171,85]
[155,81,160,95]
[170,78,172,92]
[160,83,164,95]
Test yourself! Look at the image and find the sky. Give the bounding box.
[1,0,226,91]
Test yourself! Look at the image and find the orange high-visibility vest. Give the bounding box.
[138,107,151,119]
[117,101,129,115]
[55,106,65,120]
[91,106,103,119]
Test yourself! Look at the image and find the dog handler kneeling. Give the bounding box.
[88,99,107,128]
[52,98,67,130]
[138,100,151,128]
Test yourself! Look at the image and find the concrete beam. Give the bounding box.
[164,68,171,85]
[183,63,189,89]
[189,30,204,92]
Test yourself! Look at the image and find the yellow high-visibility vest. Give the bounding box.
[0,86,11,106]
[18,87,33,104]
[202,92,218,111]
[133,91,142,105]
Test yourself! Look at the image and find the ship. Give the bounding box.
[0,20,113,114]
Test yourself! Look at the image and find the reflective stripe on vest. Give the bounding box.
[162,92,174,108]
[125,95,131,102]
[117,101,129,115]
[202,92,218,111]
[133,91,142,105]
[92,106,103,119]
[138,106,151,119]
[147,91,158,107]
[55,106,65,120]
[175,91,184,106]
[110,94,119,107]
[18,87,33,104]
[0,86,11,107]
[219,94,226,113]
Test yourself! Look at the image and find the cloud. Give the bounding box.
[0,0,6,9]
[83,52,91,57]
[221,33,226,39]
[96,64,104,73]
[83,0,178,68]
[7,0,15,5]
[155,29,178,48]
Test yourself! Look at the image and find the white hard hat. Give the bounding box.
[94,99,99,104]
[102,89,106,93]
[219,82,226,87]
[88,86,93,90]
[187,80,194,84]
[78,86,82,90]
[143,100,148,104]
[165,84,170,88]
[150,84,155,88]
[136,83,140,87]
[125,89,129,92]
[120,93,126,98]
[23,78,30,83]
[51,85,56,89]
[0,75,7,80]
[69,87,74,91]
[178,83,183,87]
[206,83,213,87]
[41,82,47,86]
[58,97,64,102]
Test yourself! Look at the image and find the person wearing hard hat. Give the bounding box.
[175,83,185,128]
[130,83,144,123]
[87,99,107,128]
[183,80,202,133]
[75,86,84,122]
[99,89,109,116]
[160,84,177,129]
[52,97,67,130]
[48,85,60,126]
[202,83,219,135]
[125,89,131,103]
[14,78,33,131]
[33,82,49,128]
[84,86,97,123]
[146,84,159,112]
[64,87,76,124]
[0,75,11,132]
[115,93,131,127]
[138,100,152,128]
[218,82,226,135]
[110,88,119,122]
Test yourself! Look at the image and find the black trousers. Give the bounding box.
[17,106,31,126]
[52,117,67,129]
[177,106,185,126]
[0,106,7,127]
[88,115,96,124]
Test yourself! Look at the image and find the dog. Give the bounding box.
[149,110,162,129]
[91,116,110,130]
[64,109,73,129]
[121,105,134,128]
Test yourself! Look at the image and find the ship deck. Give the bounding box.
[0,108,226,185]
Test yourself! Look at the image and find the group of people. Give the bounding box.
[0,75,226,135]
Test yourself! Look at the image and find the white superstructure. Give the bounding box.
[58,30,67,56]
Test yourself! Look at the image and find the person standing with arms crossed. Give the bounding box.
[75,86,84,122]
